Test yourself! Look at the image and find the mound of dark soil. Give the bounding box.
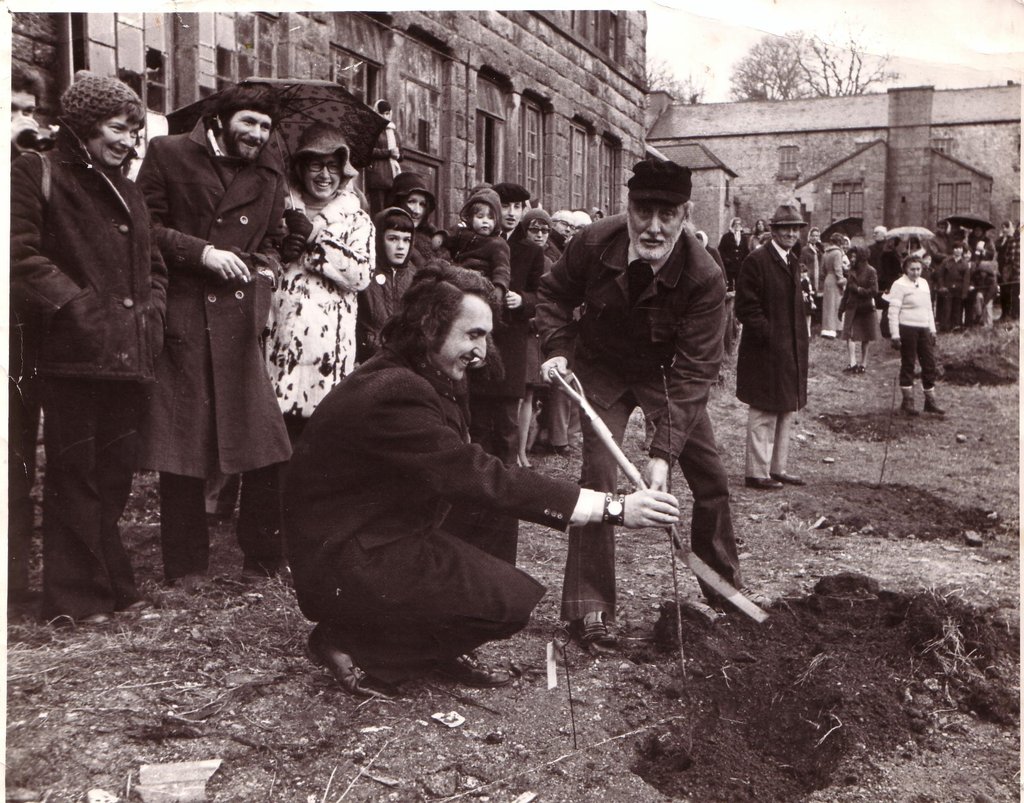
[785,480,998,541]
[942,352,1018,386]
[629,573,1019,801]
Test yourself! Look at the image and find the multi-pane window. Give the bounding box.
[73,13,169,113]
[831,180,863,220]
[937,181,972,218]
[396,38,443,157]
[569,123,589,210]
[598,136,621,215]
[931,137,953,155]
[570,11,621,61]
[519,98,544,201]
[331,46,379,106]
[778,145,799,179]
[197,13,277,98]
[475,75,506,185]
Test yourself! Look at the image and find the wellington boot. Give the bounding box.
[923,390,945,416]
[900,387,919,416]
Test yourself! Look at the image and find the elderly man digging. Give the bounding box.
[535,158,744,654]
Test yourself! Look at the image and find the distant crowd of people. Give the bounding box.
[9,68,1020,699]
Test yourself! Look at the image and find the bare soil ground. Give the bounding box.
[5,324,1019,803]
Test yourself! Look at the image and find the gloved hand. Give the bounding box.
[280,233,308,263]
[284,209,314,240]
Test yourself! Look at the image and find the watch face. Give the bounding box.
[607,500,623,517]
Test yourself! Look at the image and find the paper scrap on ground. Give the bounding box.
[137,759,223,803]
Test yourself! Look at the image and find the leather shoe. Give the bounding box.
[569,612,619,655]
[435,653,513,688]
[307,625,398,699]
[770,472,805,486]
[745,476,784,490]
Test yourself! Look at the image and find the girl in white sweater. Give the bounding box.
[884,255,944,416]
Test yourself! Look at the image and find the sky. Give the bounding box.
[644,0,1024,103]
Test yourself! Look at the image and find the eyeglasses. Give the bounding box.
[305,160,341,175]
[527,225,550,234]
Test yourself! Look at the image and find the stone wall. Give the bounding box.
[11,13,62,121]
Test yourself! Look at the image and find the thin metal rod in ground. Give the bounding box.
[877,373,900,487]
[437,714,691,802]
[666,528,687,679]
[562,641,578,749]
[662,368,687,681]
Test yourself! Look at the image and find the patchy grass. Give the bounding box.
[6,323,1019,802]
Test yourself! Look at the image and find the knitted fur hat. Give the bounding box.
[60,71,143,137]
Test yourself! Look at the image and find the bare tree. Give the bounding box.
[731,31,899,101]
[647,56,706,105]
[798,32,900,97]
[729,35,809,101]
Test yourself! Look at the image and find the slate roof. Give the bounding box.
[653,141,737,176]
[648,84,1021,140]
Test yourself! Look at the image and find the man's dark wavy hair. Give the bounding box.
[216,82,280,129]
[381,261,504,380]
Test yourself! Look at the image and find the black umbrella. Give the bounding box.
[166,78,388,169]
[821,216,864,242]
[939,215,994,232]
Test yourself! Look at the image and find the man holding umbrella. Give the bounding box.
[136,82,292,589]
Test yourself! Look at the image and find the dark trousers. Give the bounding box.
[898,325,937,389]
[999,282,1019,320]
[39,378,144,620]
[9,374,40,598]
[562,391,741,620]
[458,395,520,564]
[159,463,284,581]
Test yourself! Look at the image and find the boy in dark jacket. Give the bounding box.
[447,186,511,297]
[357,206,417,362]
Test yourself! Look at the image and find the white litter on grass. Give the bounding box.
[137,759,222,803]
[431,711,466,728]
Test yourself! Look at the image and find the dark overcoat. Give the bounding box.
[283,349,579,681]
[135,121,291,477]
[717,230,749,285]
[470,233,545,398]
[10,131,167,381]
[734,242,809,412]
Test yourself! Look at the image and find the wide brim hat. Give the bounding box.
[769,203,808,227]
[292,122,360,182]
[390,171,436,212]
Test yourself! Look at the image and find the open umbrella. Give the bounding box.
[166,78,388,169]
[821,216,864,242]
[886,226,934,240]
[939,215,994,232]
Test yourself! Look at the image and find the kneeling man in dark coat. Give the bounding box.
[284,264,679,698]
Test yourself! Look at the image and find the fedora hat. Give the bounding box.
[769,203,807,227]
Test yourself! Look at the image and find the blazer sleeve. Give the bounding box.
[488,237,511,291]
[534,232,590,361]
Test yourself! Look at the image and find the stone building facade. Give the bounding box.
[647,85,1021,245]
[11,10,648,226]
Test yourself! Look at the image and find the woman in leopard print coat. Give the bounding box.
[266,124,373,442]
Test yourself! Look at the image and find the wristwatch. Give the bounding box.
[602,493,626,526]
